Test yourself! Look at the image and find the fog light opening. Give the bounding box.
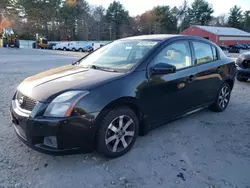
[44,136,58,148]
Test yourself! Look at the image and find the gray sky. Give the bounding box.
[88,0,250,16]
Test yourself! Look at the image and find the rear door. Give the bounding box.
[190,41,223,104]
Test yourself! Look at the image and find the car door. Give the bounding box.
[140,40,202,127]
[190,41,223,104]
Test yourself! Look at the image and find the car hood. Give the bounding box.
[241,52,250,59]
[18,64,125,102]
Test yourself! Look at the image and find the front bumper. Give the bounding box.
[237,67,250,79]
[10,100,99,155]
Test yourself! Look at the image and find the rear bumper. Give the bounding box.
[10,100,99,155]
[237,67,250,78]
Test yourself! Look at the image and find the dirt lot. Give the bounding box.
[0,48,250,188]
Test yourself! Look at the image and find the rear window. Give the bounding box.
[193,41,213,64]
[218,47,227,59]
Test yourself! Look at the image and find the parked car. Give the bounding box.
[228,46,240,53]
[234,44,242,49]
[236,52,250,82]
[219,45,228,51]
[47,42,57,50]
[53,42,70,50]
[10,35,236,158]
[68,42,94,52]
[240,44,249,49]
[244,44,250,49]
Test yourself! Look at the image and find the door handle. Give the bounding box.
[186,75,196,83]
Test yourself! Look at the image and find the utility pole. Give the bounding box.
[109,25,112,41]
[97,21,100,41]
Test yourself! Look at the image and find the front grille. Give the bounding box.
[242,60,250,69]
[17,92,37,111]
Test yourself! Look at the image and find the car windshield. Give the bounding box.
[5,28,14,35]
[79,40,159,70]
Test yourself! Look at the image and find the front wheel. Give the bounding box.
[96,107,139,158]
[210,82,231,112]
[237,77,248,82]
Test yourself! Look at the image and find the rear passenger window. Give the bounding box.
[193,42,213,64]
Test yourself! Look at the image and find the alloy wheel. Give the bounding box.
[218,86,230,109]
[105,115,135,153]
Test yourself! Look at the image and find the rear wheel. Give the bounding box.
[63,47,67,51]
[96,107,139,158]
[210,82,231,112]
[72,48,76,52]
[3,38,7,47]
[79,48,84,52]
[32,42,36,49]
[15,40,20,48]
[237,77,248,82]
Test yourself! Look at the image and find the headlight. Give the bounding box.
[44,91,89,117]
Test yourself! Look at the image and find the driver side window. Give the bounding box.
[152,41,192,70]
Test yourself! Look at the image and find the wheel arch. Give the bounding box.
[95,97,148,136]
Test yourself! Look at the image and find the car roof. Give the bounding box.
[118,34,181,41]
[118,34,214,44]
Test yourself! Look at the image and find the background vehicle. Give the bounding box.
[10,35,236,158]
[53,42,70,50]
[68,42,94,52]
[235,44,246,50]
[240,44,249,49]
[32,36,50,49]
[0,28,20,48]
[47,42,57,50]
[228,46,240,53]
[244,44,250,49]
[219,45,228,51]
[236,52,250,82]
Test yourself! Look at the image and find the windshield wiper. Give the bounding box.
[72,61,80,65]
[88,65,118,72]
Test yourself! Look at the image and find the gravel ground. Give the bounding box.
[0,48,250,188]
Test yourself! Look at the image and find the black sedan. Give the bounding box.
[236,52,250,82]
[10,35,236,158]
[228,45,240,53]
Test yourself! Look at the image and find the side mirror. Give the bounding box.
[151,63,176,75]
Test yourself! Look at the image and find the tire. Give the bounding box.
[3,38,7,47]
[72,48,76,52]
[79,48,83,52]
[96,107,139,158]
[63,47,67,51]
[237,77,248,82]
[32,42,36,49]
[210,82,231,112]
[15,40,20,48]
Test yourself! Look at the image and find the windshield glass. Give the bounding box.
[5,28,14,35]
[79,40,159,70]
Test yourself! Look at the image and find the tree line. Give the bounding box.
[0,0,250,41]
